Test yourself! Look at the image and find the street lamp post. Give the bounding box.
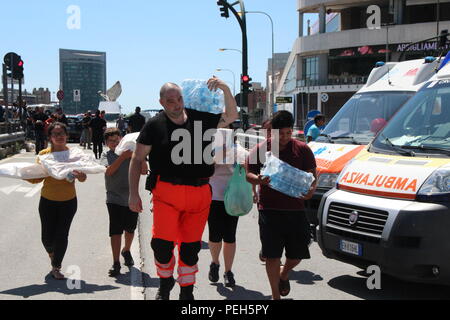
[245,10,275,118]
[216,68,236,96]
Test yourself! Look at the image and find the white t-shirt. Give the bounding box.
[210,143,249,201]
[210,164,234,201]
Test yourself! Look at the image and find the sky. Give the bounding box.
[2,0,314,114]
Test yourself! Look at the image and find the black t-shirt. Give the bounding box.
[33,113,48,131]
[82,116,91,128]
[128,113,146,133]
[57,113,68,125]
[137,109,221,179]
[89,117,107,138]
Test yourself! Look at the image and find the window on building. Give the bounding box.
[281,60,297,93]
[301,56,319,86]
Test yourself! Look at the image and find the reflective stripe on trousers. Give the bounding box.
[155,257,175,279]
[177,264,198,287]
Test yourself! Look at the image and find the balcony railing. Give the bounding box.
[297,76,368,87]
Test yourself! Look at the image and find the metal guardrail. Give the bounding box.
[0,121,26,158]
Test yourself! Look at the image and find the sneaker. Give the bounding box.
[155,277,175,300]
[224,271,236,288]
[108,262,121,277]
[121,250,134,267]
[179,285,195,300]
[208,262,220,283]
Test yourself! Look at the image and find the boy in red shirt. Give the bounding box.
[246,111,317,300]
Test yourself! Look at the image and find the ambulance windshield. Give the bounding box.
[318,91,413,145]
[372,80,450,157]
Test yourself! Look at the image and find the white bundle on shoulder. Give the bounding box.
[213,128,249,165]
[39,148,106,180]
[0,148,106,180]
[0,162,48,179]
[115,132,140,156]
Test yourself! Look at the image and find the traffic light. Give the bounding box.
[241,74,252,91]
[217,0,229,18]
[14,59,24,80]
[3,52,24,80]
[439,29,449,48]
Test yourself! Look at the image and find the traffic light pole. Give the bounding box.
[18,77,23,124]
[218,0,249,129]
[2,64,8,121]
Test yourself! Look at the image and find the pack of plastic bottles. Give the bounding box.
[181,79,225,114]
[261,152,315,198]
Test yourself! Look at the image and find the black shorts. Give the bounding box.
[107,203,139,237]
[208,200,239,243]
[259,210,311,260]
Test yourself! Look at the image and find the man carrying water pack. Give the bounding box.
[128,76,238,300]
[246,110,317,300]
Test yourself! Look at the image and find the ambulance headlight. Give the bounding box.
[417,169,450,202]
[318,174,339,189]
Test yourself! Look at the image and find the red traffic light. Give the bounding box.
[18,60,24,67]
[242,75,250,82]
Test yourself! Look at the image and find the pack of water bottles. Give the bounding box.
[261,152,315,198]
[181,79,225,114]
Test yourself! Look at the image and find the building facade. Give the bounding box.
[266,52,291,120]
[277,0,450,128]
[32,88,51,104]
[1,89,37,106]
[59,49,107,114]
[247,82,267,125]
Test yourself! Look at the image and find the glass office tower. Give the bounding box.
[59,49,106,114]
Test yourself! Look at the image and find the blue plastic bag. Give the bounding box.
[224,164,254,217]
[261,152,315,198]
[181,79,225,114]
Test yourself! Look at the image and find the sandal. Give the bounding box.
[279,278,290,297]
[51,268,65,280]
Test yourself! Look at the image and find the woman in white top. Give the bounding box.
[207,128,248,288]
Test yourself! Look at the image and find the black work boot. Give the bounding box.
[179,285,195,300]
[155,277,175,300]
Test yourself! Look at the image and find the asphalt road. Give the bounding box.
[1,146,450,300]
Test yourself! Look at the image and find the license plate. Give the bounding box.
[340,240,363,256]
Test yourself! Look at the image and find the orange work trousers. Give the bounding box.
[151,178,212,286]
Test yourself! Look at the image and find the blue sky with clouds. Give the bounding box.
[2,0,315,113]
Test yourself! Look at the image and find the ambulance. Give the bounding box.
[306,58,441,228]
[317,59,450,284]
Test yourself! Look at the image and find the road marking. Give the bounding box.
[130,219,145,300]
[15,187,32,193]
[0,184,21,195]
[25,185,42,198]
[0,184,41,198]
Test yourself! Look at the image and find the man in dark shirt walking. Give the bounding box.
[128,107,146,133]
[32,107,48,154]
[89,110,107,159]
[129,77,238,300]
[55,107,68,125]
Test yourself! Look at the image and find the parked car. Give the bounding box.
[66,115,83,142]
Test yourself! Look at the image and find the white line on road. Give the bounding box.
[0,184,21,195]
[130,219,145,300]
[25,185,42,198]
